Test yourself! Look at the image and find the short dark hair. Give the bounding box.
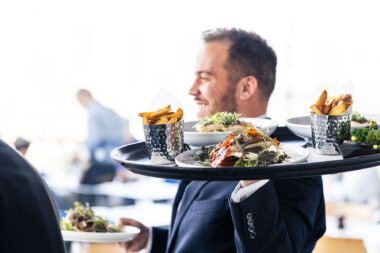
[14,137,30,151]
[202,28,277,99]
[77,89,92,98]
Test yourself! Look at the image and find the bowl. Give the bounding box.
[184,117,278,146]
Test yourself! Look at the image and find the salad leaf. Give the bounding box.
[199,112,240,128]
[60,202,121,233]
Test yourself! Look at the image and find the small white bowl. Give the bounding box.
[285,116,312,139]
[184,118,278,146]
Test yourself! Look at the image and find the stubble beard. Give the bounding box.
[213,84,238,115]
[196,84,238,119]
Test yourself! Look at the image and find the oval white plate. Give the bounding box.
[285,114,380,140]
[184,118,278,146]
[61,226,140,243]
[175,144,309,168]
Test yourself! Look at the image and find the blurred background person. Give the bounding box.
[123,118,138,144]
[14,137,30,156]
[76,89,126,185]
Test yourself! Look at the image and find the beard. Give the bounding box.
[208,84,238,116]
[196,83,238,119]
[218,84,237,113]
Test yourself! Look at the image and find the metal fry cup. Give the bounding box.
[310,113,351,155]
[143,120,184,164]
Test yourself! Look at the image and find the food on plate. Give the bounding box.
[192,145,214,165]
[350,112,378,127]
[195,112,252,132]
[310,90,353,115]
[352,112,369,123]
[208,128,288,167]
[350,121,380,149]
[60,202,121,233]
[138,105,183,125]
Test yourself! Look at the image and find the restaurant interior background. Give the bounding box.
[1,0,380,252]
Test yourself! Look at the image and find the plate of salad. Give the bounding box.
[184,112,278,146]
[177,127,308,168]
[60,202,139,243]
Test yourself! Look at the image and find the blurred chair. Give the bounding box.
[80,243,123,253]
[313,237,366,253]
[81,162,116,185]
[313,202,371,253]
[85,243,145,253]
[325,202,372,221]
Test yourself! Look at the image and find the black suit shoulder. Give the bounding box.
[0,140,65,253]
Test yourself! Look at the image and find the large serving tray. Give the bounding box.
[112,127,380,181]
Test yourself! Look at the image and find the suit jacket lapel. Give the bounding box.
[169,180,189,231]
[167,181,208,252]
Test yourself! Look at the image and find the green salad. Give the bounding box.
[60,202,121,233]
[352,112,368,123]
[196,112,253,132]
[199,112,240,128]
[351,121,380,150]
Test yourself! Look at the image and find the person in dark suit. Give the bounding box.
[120,28,326,252]
[0,139,66,252]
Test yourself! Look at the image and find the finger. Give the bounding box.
[119,218,141,227]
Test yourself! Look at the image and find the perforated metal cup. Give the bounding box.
[143,120,184,164]
[310,113,351,155]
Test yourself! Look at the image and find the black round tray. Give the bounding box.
[111,127,380,181]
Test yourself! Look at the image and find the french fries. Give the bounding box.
[138,105,183,125]
[315,90,327,108]
[328,100,346,115]
[310,104,324,115]
[310,90,353,116]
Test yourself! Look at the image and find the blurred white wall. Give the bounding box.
[1,0,379,173]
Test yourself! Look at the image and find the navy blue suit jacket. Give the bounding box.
[0,139,65,252]
[151,177,325,253]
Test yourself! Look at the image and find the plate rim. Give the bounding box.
[184,118,278,146]
[61,226,140,243]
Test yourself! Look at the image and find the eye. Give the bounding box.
[199,74,210,81]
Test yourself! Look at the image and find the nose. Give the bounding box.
[189,78,200,96]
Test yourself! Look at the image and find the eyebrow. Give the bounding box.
[197,70,213,76]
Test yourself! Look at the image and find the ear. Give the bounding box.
[236,76,258,101]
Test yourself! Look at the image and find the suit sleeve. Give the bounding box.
[150,226,169,253]
[229,178,326,253]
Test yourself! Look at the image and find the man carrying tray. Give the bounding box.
[120,28,326,253]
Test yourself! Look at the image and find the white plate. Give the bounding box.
[184,118,278,146]
[61,226,140,243]
[175,144,309,167]
[285,114,380,140]
[285,116,312,139]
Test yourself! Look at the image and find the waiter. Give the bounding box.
[120,28,326,253]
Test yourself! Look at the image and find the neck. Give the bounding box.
[236,99,267,118]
